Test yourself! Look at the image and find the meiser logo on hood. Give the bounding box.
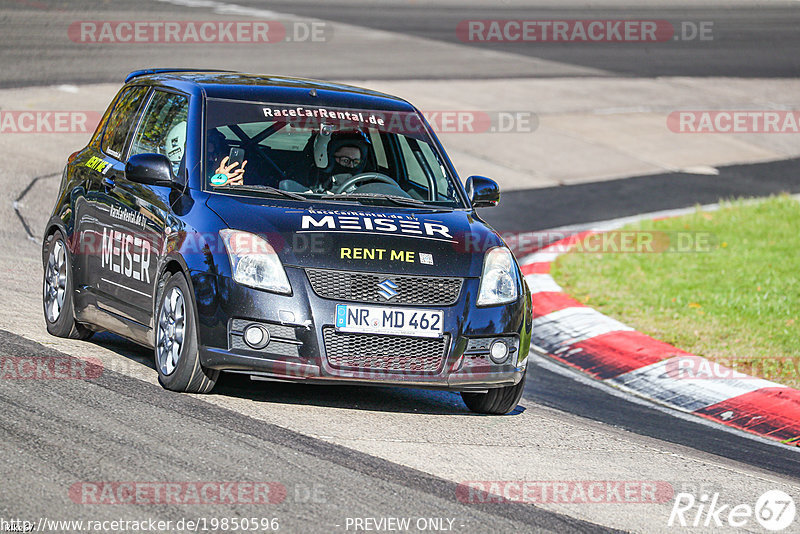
[300,213,453,241]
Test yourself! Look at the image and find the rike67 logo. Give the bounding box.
[668,490,796,531]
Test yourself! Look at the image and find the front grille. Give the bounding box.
[322,327,449,374]
[306,269,462,305]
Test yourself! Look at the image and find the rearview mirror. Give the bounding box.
[125,153,174,187]
[466,175,500,208]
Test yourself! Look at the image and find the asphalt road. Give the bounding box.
[257,0,800,78]
[0,330,602,534]
[2,1,800,532]
[2,0,799,87]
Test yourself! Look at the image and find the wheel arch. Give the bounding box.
[41,220,68,265]
[153,254,192,313]
[151,253,201,346]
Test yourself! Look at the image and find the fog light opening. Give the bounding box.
[489,340,510,364]
[243,324,270,350]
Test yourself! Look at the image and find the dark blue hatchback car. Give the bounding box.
[42,69,532,414]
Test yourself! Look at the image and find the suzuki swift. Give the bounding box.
[42,69,532,414]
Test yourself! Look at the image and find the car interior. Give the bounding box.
[206,119,456,203]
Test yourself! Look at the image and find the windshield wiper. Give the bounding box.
[222,184,307,201]
[324,193,427,208]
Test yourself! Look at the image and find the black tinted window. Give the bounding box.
[102,86,149,158]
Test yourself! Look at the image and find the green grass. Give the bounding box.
[551,195,800,387]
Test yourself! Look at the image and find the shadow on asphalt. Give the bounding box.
[213,371,528,417]
[87,331,529,417]
[89,331,155,369]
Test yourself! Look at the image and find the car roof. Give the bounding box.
[124,69,416,112]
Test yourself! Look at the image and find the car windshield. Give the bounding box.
[204,98,465,208]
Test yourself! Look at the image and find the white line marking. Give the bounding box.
[532,306,633,347]
[610,357,784,412]
[101,278,150,297]
[524,273,562,293]
[520,250,560,265]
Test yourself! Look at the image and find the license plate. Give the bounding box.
[335,304,444,338]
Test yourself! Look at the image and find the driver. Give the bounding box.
[278,129,374,194]
[314,131,369,193]
[331,144,365,175]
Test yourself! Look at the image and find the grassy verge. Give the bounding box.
[551,195,800,388]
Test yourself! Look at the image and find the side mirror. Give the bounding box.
[125,153,174,187]
[466,175,500,208]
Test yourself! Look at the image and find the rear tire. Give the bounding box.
[461,370,527,415]
[42,230,93,340]
[154,272,218,393]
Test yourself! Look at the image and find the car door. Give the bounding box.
[76,85,150,323]
[99,89,190,327]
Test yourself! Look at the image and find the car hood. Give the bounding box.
[205,195,504,277]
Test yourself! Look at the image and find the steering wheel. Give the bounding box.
[331,172,398,194]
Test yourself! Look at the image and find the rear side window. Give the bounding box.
[102,86,149,158]
[129,90,189,174]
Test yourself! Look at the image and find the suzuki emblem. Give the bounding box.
[377,279,398,300]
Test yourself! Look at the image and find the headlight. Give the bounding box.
[219,229,291,294]
[477,246,519,306]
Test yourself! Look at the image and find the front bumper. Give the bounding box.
[191,267,531,391]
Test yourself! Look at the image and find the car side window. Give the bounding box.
[397,135,449,197]
[129,91,190,176]
[368,128,388,170]
[102,86,149,159]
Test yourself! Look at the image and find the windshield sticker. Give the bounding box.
[263,106,386,127]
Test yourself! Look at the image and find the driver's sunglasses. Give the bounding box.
[334,155,361,167]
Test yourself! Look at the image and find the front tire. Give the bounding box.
[42,231,93,340]
[461,371,527,415]
[154,272,218,393]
